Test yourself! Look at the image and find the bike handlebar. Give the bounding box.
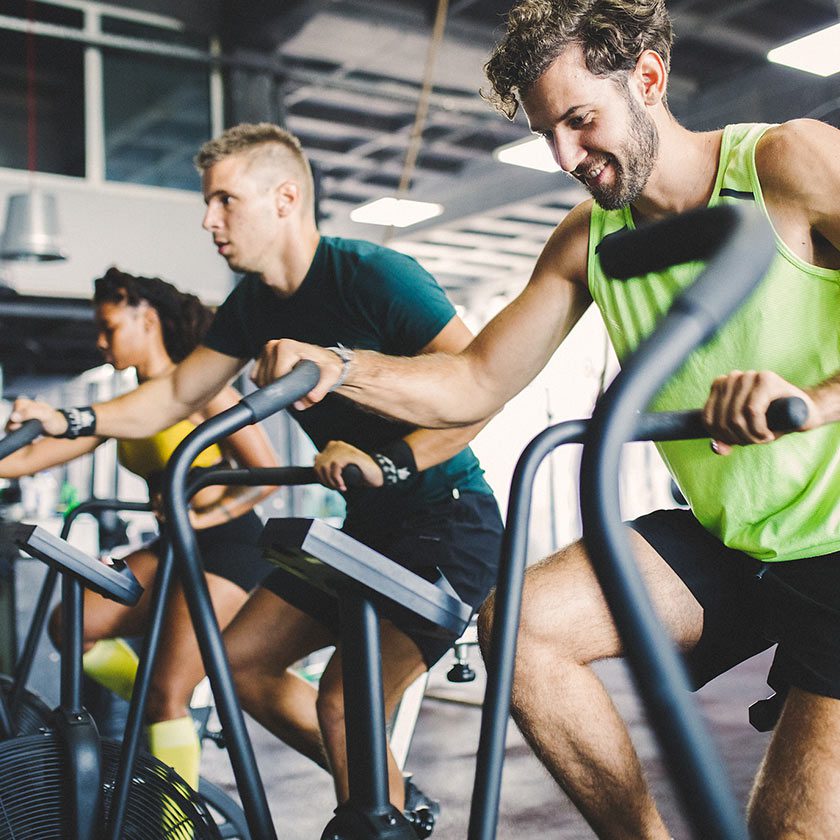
[635,395,807,441]
[0,419,43,460]
[239,360,320,423]
[186,462,367,497]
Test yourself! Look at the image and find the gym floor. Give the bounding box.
[201,646,775,839]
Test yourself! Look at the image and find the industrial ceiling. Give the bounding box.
[1,0,838,379]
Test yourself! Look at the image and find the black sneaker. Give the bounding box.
[403,778,440,839]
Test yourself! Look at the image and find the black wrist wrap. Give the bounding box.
[57,406,97,439]
[370,438,417,486]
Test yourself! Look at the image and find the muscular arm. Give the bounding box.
[10,346,245,439]
[704,119,840,451]
[254,202,593,428]
[313,315,497,489]
[394,315,496,465]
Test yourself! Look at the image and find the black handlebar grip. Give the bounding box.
[341,464,365,488]
[766,397,809,432]
[0,419,43,460]
[598,205,738,279]
[240,360,321,424]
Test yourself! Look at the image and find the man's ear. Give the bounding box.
[634,49,667,106]
[275,180,301,217]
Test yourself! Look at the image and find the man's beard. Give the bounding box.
[585,95,659,211]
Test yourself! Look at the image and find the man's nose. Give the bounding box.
[550,130,587,174]
[202,205,217,231]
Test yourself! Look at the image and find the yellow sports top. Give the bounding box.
[116,419,223,481]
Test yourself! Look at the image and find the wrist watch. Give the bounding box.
[325,343,354,390]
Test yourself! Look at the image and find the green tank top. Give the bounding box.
[587,123,840,561]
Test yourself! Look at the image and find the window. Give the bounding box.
[0,28,85,177]
[103,49,212,191]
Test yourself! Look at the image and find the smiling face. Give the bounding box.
[95,299,152,371]
[523,44,660,210]
[201,152,286,275]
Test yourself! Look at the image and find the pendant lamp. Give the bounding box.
[0,0,67,263]
[1,190,66,261]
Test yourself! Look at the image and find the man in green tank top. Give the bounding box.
[244,1,840,837]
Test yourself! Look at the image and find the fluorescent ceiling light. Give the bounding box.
[493,136,561,173]
[767,23,840,77]
[350,197,443,227]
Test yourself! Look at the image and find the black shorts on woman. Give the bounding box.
[631,508,840,701]
[147,510,273,593]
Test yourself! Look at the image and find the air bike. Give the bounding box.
[160,364,473,840]
[0,439,353,837]
[0,420,267,837]
[468,202,814,840]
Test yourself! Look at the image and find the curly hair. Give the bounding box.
[93,267,214,363]
[484,0,673,119]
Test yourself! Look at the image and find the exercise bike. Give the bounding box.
[469,203,812,839]
[0,460,221,838]
[160,365,476,839]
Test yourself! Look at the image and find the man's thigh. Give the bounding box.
[516,524,705,665]
[322,620,427,716]
[224,587,336,677]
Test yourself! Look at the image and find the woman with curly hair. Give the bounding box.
[0,266,279,790]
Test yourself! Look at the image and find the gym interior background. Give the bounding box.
[0,1,837,837]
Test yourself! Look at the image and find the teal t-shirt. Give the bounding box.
[587,124,840,561]
[204,236,492,525]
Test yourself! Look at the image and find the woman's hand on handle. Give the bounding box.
[7,397,69,437]
[314,440,383,492]
[702,369,820,455]
[251,339,345,409]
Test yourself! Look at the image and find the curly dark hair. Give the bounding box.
[93,267,214,363]
[484,0,673,119]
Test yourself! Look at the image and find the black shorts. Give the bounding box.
[149,510,273,592]
[261,491,503,667]
[629,508,840,700]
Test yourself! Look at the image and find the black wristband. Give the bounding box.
[57,406,97,439]
[369,439,417,486]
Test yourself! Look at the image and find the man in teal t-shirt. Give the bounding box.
[197,125,503,834]
[239,3,840,838]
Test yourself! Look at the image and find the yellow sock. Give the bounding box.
[82,638,139,701]
[146,715,201,790]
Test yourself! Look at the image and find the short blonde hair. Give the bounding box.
[195,123,314,205]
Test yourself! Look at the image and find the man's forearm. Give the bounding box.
[338,350,501,429]
[403,418,494,471]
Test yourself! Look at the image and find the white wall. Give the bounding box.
[467,301,677,562]
[0,169,234,304]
